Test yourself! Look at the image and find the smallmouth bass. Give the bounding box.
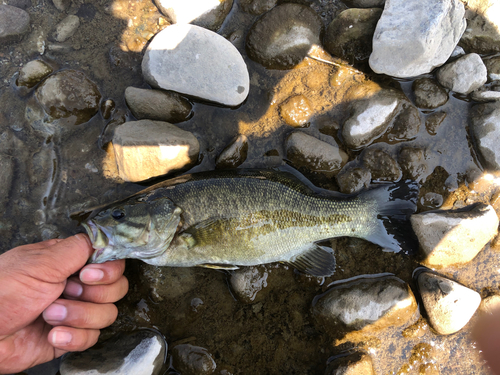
[76,168,418,277]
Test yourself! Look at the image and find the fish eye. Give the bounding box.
[111,209,125,220]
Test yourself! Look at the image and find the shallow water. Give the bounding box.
[2,0,500,374]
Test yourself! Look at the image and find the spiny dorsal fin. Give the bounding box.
[287,243,336,277]
[197,263,239,270]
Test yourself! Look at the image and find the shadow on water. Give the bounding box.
[1,0,500,374]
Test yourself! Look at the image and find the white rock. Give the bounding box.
[470,102,500,170]
[112,120,199,182]
[369,0,466,78]
[479,295,500,315]
[411,203,499,268]
[436,53,487,94]
[142,24,249,107]
[53,15,80,43]
[215,134,248,169]
[418,272,481,335]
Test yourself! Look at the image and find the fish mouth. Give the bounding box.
[82,220,114,263]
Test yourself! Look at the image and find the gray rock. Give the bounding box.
[325,352,375,375]
[412,78,449,109]
[0,153,14,212]
[398,147,428,181]
[4,0,31,9]
[450,45,465,58]
[418,272,481,335]
[386,104,420,142]
[171,344,216,375]
[361,147,401,182]
[285,132,348,176]
[369,0,466,78]
[229,266,269,304]
[324,8,382,64]
[35,70,102,125]
[60,330,166,375]
[112,120,199,182]
[469,102,500,170]
[142,24,249,107]
[125,87,192,123]
[153,0,233,32]
[239,0,277,15]
[52,15,80,42]
[312,276,417,336]
[17,60,53,88]
[341,0,384,7]
[471,83,500,102]
[341,90,400,150]
[336,166,371,194]
[484,57,500,81]
[425,111,447,136]
[246,3,323,70]
[0,4,30,45]
[411,203,499,268]
[459,0,500,54]
[52,0,71,11]
[436,53,487,94]
[279,94,313,127]
[215,134,248,169]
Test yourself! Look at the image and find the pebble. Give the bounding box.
[436,53,487,95]
[153,0,233,31]
[279,94,313,127]
[142,24,249,107]
[52,0,71,11]
[239,0,277,15]
[398,147,428,181]
[336,166,371,194]
[324,8,382,64]
[386,104,420,142]
[369,0,466,78]
[417,272,481,335]
[171,344,217,375]
[35,69,102,125]
[325,352,375,375]
[484,56,500,81]
[469,102,500,170]
[312,276,417,336]
[60,330,166,375]
[411,203,499,268]
[125,87,192,123]
[17,59,53,88]
[460,0,500,54]
[0,4,30,45]
[52,15,80,42]
[285,132,348,176]
[215,134,248,169]
[412,78,449,109]
[361,147,402,182]
[112,120,200,182]
[229,265,268,304]
[425,111,447,136]
[246,3,323,70]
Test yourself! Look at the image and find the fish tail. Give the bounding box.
[360,181,419,254]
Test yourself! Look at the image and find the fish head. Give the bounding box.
[81,194,182,264]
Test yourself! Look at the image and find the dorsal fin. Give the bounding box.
[287,243,336,277]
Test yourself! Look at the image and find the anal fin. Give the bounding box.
[198,263,240,271]
[287,243,336,277]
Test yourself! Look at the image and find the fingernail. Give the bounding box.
[51,330,72,345]
[80,267,104,282]
[64,280,83,298]
[43,303,67,322]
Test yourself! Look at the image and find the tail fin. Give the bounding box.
[360,182,419,255]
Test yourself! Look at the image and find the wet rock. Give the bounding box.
[425,111,447,136]
[469,102,500,170]
[100,99,115,120]
[35,70,102,125]
[459,0,500,54]
[215,135,248,169]
[341,90,400,150]
[0,5,30,45]
[246,3,323,70]
[229,266,268,304]
[153,0,233,32]
[312,276,417,336]
[470,82,500,102]
[60,330,166,375]
[386,104,420,142]
[52,0,70,11]
[112,120,199,182]
[279,94,313,127]
[336,166,371,194]
[324,8,382,64]
[239,0,277,15]
[369,0,466,78]
[0,154,14,212]
[17,60,53,88]
[398,147,428,181]
[436,53,487,95]
[484,57,500,81]
[142,24,249,107]
[285,132,348,176]
[412,78,449,109]
[411,203,499,268]
[479,295,500,315]
[325,352,375,375]
[361,148,402,182]
[141,264,196,302]
[125,87,192,123]
[172,344,216,375]
[52,15,80,42]
[417,272,481,335]
[341,0,384,7]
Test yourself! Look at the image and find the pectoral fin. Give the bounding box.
[198,263,240,270]
[287,243,336,277]
[180,217,233,247]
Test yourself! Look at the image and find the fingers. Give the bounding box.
[49,326,100,354]
[79,259,126,285]
[472,307,500,373]
[63,275,129,303]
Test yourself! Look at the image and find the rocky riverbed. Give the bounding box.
[2,0,500,374]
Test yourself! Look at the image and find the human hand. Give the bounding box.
[473,306,500,375]
[0,234,129,373]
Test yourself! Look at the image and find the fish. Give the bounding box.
[75,168,418,277]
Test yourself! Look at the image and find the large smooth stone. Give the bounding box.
[0,4,30,45]
[142,24,249,107]
[436,53,487,94]
[470,102,500,170]
[369,0,466,78]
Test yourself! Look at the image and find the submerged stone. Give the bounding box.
[52,15,80,42]
[361,147,402,182]
[171,344,217,375]
[142,24,249,107]
[336,166,371,194]
[386,104,420,142]
[0,5,30,45]
[17,60,54,88]
[279,94,313,127]
[230,265,269,304]
[412,78,449,109]
[425,111,447,136]
[469,102,500,170]
[436,53,487,94]
[215,134,248,169]
[398,147,428,181]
